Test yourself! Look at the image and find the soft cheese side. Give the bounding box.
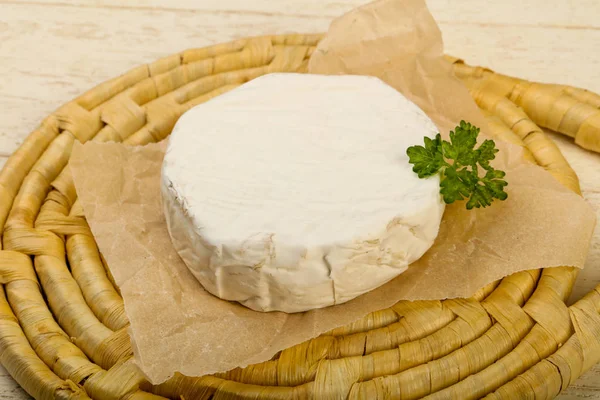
[162,73,445,312]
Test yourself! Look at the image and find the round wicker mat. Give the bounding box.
[1,33,600,400]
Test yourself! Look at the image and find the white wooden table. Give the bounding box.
[0,0,599,398]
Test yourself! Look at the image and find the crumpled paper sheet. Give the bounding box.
[69,0,596,385]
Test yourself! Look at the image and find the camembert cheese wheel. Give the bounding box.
[162,73,444,313]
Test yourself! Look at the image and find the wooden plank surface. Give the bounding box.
[0,0,599,398]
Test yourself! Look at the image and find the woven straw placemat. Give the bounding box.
[0,34,599,400]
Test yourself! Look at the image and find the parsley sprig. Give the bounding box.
[407,121,508,209]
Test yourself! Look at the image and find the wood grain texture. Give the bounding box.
[0,0,598,397]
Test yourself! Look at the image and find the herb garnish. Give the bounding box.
[407,121,508,209]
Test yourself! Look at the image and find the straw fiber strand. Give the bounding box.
[0,34,598,399]
[447,56,600,155]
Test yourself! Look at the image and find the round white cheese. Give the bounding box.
[162,73,445,313]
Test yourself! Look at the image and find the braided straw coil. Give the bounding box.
[1,34,600,400]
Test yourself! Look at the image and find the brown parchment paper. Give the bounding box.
[70,0,596,384]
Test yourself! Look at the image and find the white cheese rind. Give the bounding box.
[162,73,445,313]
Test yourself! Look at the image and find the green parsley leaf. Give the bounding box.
[476,139,499,170]
[442,121,479,167]
[481,169,508,201]
[407,121,508,209]
[406,133,444,178]
[439,167,471,204]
